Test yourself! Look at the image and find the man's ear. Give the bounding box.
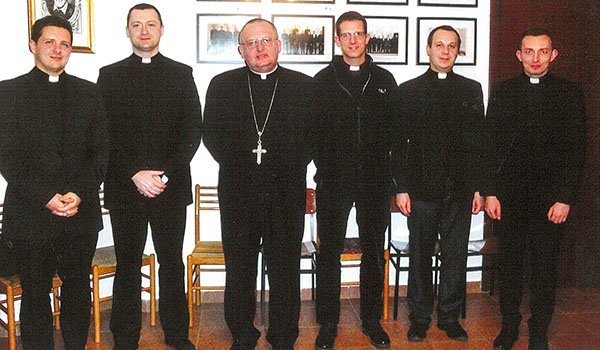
[515,50,523,62]
[550,49,558,62]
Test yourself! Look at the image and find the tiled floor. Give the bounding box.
[2,288,599,349]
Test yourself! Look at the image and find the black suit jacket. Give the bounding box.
[97,53,202,209]
[391,69,485,201]
[0,68,108,241]
[483,73,586,206]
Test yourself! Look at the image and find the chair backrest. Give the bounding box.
[194,185,219,244]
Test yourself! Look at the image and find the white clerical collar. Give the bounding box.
[438,72,447,80]
[349,65,360,71]
[530,77,540,84]
[249,66,278,80]
[142,57,152,64]
[49,75,59,83]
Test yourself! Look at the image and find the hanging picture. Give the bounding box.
[418,0,478,7]
[197,14,260,63]
[417,17,477,65]
[28,0,95,53]
[364,16,408,65]
[272,15,335,64]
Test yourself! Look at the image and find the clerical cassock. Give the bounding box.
[484,72,586,340]
[203,65,312,347]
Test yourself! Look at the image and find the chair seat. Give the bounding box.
[302,241,317,256]
[390,240,409,253]
[190,241,225,263]
[468,236,497,254]
[343,237,361,254]
[0,274,21,288]
[92,246,152,268]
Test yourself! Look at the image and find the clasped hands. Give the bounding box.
[132,170,166,198]
[46,192,81,217]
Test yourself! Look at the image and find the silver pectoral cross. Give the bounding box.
[252,140,267,165]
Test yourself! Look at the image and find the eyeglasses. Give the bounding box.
[241,37,276,49]
[338,32,366,41]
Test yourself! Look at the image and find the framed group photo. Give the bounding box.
[196,14,260,63]
[417,17,477,65]
[347,0,408,5]
[27,0,95,53]
[364,16,408,65]
[418,0,478,6]
[272,15,335,64]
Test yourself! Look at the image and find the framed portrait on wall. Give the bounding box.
[274,0,334,3]
[272,15,335,64]
[347,0,408,5]
[418,0,478,7]
[196,14,260,63]
[417,17,477,65]
[27,0,95,53]
[364,16,408,65]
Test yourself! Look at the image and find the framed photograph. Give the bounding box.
[196,14,260,63]
[364,16,408,65]
[272,15,334,64]
[274,0,334,3]
[347,0,408,5]
[417,17,477,65]
[418,0,477,7]
[27,0,95,53]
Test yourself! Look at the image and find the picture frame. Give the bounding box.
[196,14,260,63]
[417,17,477,65]
[364,16,408,65]
[418,0,478,7]
[272,15,334,64]
[274,0,334,3]
[27,0,95,53]
[347,0,408,5]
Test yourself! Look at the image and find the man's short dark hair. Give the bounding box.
[31,15,73,44]
[127,3,163,26]
[518,28,554,50]
[427,25,462,50]
[238,18,279,44]
[335,11,367,37]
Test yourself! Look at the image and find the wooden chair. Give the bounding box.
[90,190,156,343]
[260,188,318,324]
[0,204,62,350]
[187,185,225,328]
[388,198,441,320]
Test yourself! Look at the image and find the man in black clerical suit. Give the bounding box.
[484,28,586,350]
[391,25,485,343]
[311,11,397,350]
[0,16,108,349]
[97,4,201,350]
[203,18,312,350]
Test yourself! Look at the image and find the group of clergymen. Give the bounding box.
[0,2,585,350]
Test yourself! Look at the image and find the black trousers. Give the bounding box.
[315,182,388,324]
[495,195,562,337]
[219,188,304,348]
[14,227,98,350]
[406,198,471,326]
[109,203,189,349]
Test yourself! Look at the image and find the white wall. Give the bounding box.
[0,0,489,300]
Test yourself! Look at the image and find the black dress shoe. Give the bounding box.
[438,322,468,342]
[315,323,337,350]
[361,320,391,349]
[492,328,518,350]
[407,323,428,342]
